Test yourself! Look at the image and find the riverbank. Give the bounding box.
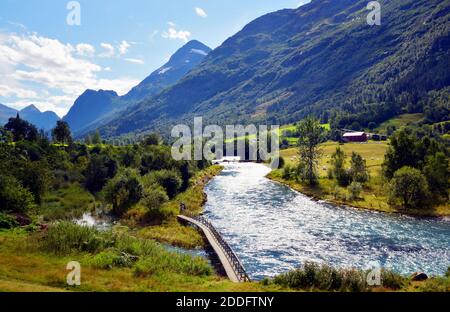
[136,165,224,248]
[272,144,450,218]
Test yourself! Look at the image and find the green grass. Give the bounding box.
[271,141,450,216]
[40,183,96,221]
[376,113,424,133]
[0,228,281,292]
[129,165,223,248]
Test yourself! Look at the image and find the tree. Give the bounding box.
[389,167,429,209]
[348,182,363,200]
[104,168,143,216]
[423,152,449,198]
[368,122,377,131]
[0,127,12,143]
[4,114,38,142]
[383,129,418,179]
[349,152,369,184]
[92,130,102,145]
[0,175,35,213]
[52,121,72,144]
[142,169,182,199]
[143,133,161,146]
[84,154,118,193]
[140,185,169,213]
[297,117,324,185]
[331,147,350,186]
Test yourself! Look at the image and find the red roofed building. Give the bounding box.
[342,132,368,142]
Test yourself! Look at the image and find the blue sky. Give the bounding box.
[0,0,310,116]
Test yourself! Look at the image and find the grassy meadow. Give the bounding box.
[269,141,450,217]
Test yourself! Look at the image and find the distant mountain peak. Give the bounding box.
[122,40,211,103]
[22,104,40,113]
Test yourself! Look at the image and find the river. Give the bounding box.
[203,162,450,280]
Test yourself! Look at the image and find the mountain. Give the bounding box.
[67,40,211,136]
[20,104,60,131]
[97,0,450,138]
[123,40,212,102]
[63,90,119,133]
[1,104,59,131]
[0,103,17,125]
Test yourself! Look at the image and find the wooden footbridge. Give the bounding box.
[177,215,250,283]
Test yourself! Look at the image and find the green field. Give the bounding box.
[376,114,424,133]
[271,141,450,217]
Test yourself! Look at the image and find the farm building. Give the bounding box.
[342,132,368,142]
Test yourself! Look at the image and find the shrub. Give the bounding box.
[281,164,294,180]
[348,182,363,200]
[140,185,169,213]
[349,152,369,184]
[381,269,405,290]
[0,175,35,213]
[273,262,366,292]
[0,213,19,229]
[89,249,136,269]
[142,170,182,199]
[104,168,143,216]
[84,153,118,193]
[40,222,114,254]
[389,167,430,209]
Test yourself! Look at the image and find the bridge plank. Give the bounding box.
[177,215,241,283]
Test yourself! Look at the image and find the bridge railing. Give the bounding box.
[193,215,251,282]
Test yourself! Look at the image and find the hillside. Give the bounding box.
[97,0,450,138]
[63,90,119,133]
[69,40,211,137]
[0,104,17,125]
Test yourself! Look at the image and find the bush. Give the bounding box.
[40,222,114,254]
[281,164,295,180]
[89,249,136,269]
[84,153,118,193]
[273,262,366,292]
[348,182,363,200]
[381,269,405,290]
[389,167,430,209]
[142,170,182,199]
[0,175,35,213]
[104,168,143,216]
[0,213,19,229]
[140,185,169,213]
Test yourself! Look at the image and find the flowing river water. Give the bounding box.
[203,163,450,280]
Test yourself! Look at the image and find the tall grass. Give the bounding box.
[39,222,212,277]
[40,221,114,254]
[272,262,406,292]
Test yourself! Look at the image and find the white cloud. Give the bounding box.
[104,67,112,72]
[124,58,144,65]
[118,40,131,55]
[99,43,115,58]
[162,23,191,43]
[195,7,207,18]
[76,43,95,57]
[0,32,140,116]
[0,84,37,98]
